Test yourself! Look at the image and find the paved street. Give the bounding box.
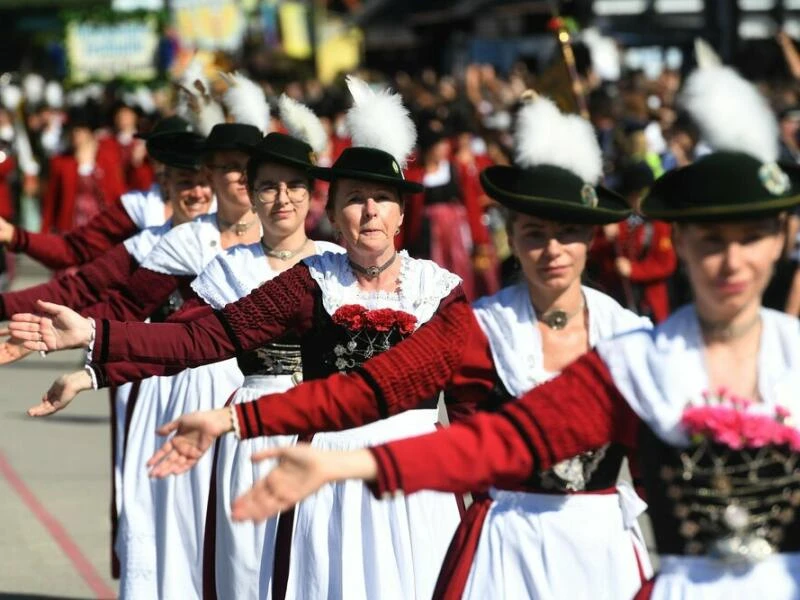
[0,258,118,600]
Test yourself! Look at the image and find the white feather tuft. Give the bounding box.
[680,65,778,163]
[220,71,270,132]
[1,85,22,110]
[174,58,224,136]
[278,94,328,153]
[694,38,721,70]
[514,96,603,183]
[23,74,45,105]
[44,81,63,108]
[344,75,416,168]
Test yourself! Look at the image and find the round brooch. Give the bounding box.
[392,161,400,174]
[580,183,599,208]
[759,162,790,196]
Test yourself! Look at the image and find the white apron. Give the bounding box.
[191,240,343,600]
[115,221,174,599]
[462,283,653,600]
[265,252,463,600]
[597,305,800,599]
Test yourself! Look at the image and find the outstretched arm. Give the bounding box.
[6,198,139,270]
[147,288,491,477]
[230,350,639,522]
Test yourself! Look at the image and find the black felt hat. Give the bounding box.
[480,164,630,225]
[309,147,424,193]
[136,116,193,141]
[147,131,206,171]
[203,123,263,154]
[641,151,800,222]
[248,132,316,170]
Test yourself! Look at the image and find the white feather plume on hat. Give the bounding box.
[514,94,603,183]
[278,94,327,153]
[344,75,416,169]
[44,81,63,109]
[680,39,778,164]
[23,74,44,105]
[175,58,225,136]
[220,72,270,133]
[1,85,22,111]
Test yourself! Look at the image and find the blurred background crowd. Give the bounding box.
[3,0,800,322]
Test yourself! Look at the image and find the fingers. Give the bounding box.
[0,326,10,336]
[156,420,181,437]
[28,394,57,417]
[146,441,174,468]
[35,299,67,316]
[9,312,43,324]
[22,340,48,352]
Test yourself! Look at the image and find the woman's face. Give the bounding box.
[510,213,593,297]
[674,219,784,320]
[166,167,213,225]
[332,178,404,260]
[204,150,251,209]
[69,126,93,149]
[250,162,311,239]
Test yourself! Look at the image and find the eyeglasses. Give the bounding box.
[255,181,310,205]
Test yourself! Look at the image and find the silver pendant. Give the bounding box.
[542,310,568,330]
[365,266,381,278]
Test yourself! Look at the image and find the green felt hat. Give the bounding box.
[480,164,630,225]
[137,116,193,141]
[641,152,800,222]
[148,131,206,171]
[309,147,424,193]
[203,123,263,154]
[248,132,316,170]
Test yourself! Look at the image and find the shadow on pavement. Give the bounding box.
[2,412,108,425]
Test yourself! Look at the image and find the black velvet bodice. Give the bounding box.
[638,424,800,560]
[477,378,626,493]
[237,337,302,378]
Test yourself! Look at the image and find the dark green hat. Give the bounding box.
[246,132,318,186]
[248,132,316,169]
[309,147,424,193]
[203,123,263,154]
[148,131,206,171]
[641,151,800,222]
[480,164,630,225]
[137,116,193,141]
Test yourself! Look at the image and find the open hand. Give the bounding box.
[0,326,33,364]
[147,408,233,478]
[231,446,379,523]
[9,300,94,352]
[28,369,93,417]
[0,216,14,244]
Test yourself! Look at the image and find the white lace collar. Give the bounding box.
[140,213,224,276]
[123,220,173,263]
[596,305,800,445]
[120,184,167,230]
[303,250,461,327]
[192,240,343,309]
[473,283,652,397]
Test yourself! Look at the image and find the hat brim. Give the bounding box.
[309,165,424,193]
[480,165,630,225]
[642,157,800,222]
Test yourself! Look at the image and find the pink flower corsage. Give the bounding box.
[681,387,800,451]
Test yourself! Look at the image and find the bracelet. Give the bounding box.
[229,404,242,440]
